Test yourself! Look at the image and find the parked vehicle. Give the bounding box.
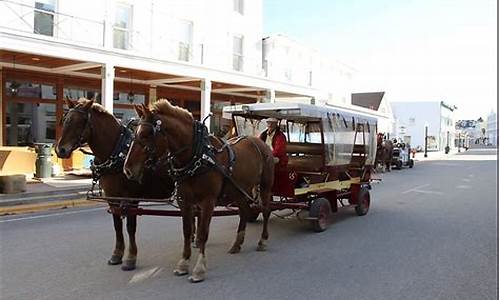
[392,142,414,169]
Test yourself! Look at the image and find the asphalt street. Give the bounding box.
[0,148,497,300]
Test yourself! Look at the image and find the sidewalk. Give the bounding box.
[413,149,459,161]
[0,173,93,207]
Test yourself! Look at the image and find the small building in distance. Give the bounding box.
[486,111,498,146]
[391,101,457,151]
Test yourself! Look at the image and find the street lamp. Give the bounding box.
[424,123,428,158]
[445,131,450,154]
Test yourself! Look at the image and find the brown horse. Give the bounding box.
[55,98,174,271]
[123,100,275,283]
[376,133,393,172]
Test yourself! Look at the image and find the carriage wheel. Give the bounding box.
[396,160,403,170]
[309,198,331,232]
[355,188,370,216]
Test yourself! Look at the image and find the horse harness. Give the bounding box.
[138,118,260,205]
[90,125,133,183]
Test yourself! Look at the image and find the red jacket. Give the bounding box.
[259,129,288,167]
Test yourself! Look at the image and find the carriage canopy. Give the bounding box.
[223,102,378,166]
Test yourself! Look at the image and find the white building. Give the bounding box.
[486,111,498,146]
[391,101,457,151]
[1,0,321,146]
[262,34,355,105]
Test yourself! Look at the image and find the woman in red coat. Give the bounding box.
[259,118,289,194]
[259,118,288,167]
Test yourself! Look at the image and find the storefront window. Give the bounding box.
[6,102,56,146]
[113,92,145,104]
[114,108,137,125]
[64,87,101,102]
[210,101,231,137]
[5,81,56,99]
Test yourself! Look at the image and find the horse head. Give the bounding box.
[123,103,169,182]
[56,97,94,158]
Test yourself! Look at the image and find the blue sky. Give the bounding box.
[264,0,497,119]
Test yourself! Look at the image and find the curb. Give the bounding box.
[0,199,104,215]
[0,186,92,207]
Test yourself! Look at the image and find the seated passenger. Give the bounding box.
[259,118,288,168]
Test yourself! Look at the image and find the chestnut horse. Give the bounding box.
[123,100,275,283]
[375,133,393,172]
[56,98,174,271]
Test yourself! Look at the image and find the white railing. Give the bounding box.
[0,0,266,76]
[0,0,105,47]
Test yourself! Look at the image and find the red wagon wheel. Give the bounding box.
[355,187,370,216]
[309,198,332,232]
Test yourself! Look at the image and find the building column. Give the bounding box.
[148,85,157,105]
[55,78,64,141]
[265,89,275,103]
[101,63,115,113]
[0,66,3,146]
[200,79,211,130]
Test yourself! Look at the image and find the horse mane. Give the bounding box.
[151,99,193,121]
[75,97,114,116]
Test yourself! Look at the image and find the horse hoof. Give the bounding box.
[108,255,123,265]
[121,260,136,271]
[173,269,189,276]
[191,241,199,249]
[228,246,241,254]
[188,275,205,283]
[256,243,267,252]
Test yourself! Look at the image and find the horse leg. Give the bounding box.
[257,189,271,252]
[192,207,199,248]
[228,202,249,254]
[108,213,125,265]
[188,199,214,283]
[122,214,138,271]
[173,204,193,276]
[191,215,197,248]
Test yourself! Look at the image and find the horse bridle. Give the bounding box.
[133,118,170,169]
[132,117,192,171]
[62,106,92,151]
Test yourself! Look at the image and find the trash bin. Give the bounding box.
[34,143,53,178]
[445,146,450,154]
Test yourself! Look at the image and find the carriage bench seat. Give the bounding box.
[286,142,324,155]
[286,143,324,172]
[288,155,323,172]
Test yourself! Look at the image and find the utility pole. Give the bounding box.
[424,125,428,158]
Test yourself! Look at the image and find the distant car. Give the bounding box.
[392,143,414,169]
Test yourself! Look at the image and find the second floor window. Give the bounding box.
[34,0,56,36]
[233,0,244,15]
[176,20,193,62]
[113,4,132,50]
[232,35,243,71]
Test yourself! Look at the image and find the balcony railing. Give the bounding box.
[0,0,265,76]
[0,0,105,47]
